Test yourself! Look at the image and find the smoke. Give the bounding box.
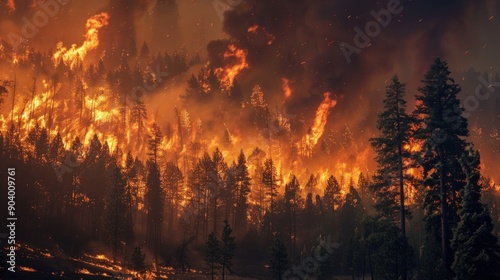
[208,0,500,129]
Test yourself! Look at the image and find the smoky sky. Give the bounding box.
[208,0,499,118]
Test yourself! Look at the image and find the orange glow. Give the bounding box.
[281,78,292,99]
[216,44,249,89]
[53,13,110,68]
[248,24,258,34]
[6,0,15,13]
[303,92,337,149]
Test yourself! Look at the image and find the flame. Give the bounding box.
[281,78,292,99]
[95,254,107,260]
[53,13,110,68]
[20,266,37,272]
[248,24,258,34]
[303,92,337,149]
[216,44,249,89]
[246,24,275,45]
[6,0,15,13]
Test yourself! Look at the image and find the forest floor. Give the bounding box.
[1,243,356,279]
[1,243,263,279]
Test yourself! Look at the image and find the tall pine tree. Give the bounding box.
[414,58,470,276]
[451,148,500,279]
[220,220,236,279]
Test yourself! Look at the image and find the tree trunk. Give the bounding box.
[440,159,450,277]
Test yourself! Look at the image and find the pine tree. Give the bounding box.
[148,122,163,164]
[163,161,184,235]
[451,148,500,279]
[369,75,414,279]
[234,150,251,231]
[205,232,221,280]
[414,58,470,275]
[363,216,413,280]
[49,132,65,162]
[131,96,148,143]
[370,75,413,224]
[130,245,146,274]
[324,175,341,212]
[211,148,227,237]
[284,175,302,260]
[103,161,133,263]
[270,237,289,280]
[262,158,279,233]
[306,174,318,193]
[220,220,236,279]
[145,160,163,264]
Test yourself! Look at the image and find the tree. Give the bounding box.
[363,216,413,280]
[205,232,221,280]
[103,161,133,263]
[131,96,148,144]
[145,160,163,263]
[262,158,279,233]
[414,58,470,275]
[49,132,65,162]
[339,187,364,243]
[370,75,413,222]
[211,148,227,237]
[305,174,318,193]
[148,122,163,164]
[270,237,289,280]
[451,148,500,279]
[220,220,236,279]
[284,175,302,260]
[370,75,413,278]
[163,161,184,235]
[324,175,341,212]
[250,84,269,130]
[130,245,146,274]
[233,150,251,231]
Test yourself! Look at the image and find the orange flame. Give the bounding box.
[247,24,258,34]
[304,92,337,149]
[216,44,249,89]
[53,12,110,68]
[6,0,15,13]
[281,78,292,99]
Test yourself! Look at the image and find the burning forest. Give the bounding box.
[0,0,499,279]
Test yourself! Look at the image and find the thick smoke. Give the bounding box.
[208,0,499,128]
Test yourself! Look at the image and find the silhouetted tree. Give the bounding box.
[270,237,288,280]
[205,232,221,280]
[451,148,500,279]
[414,58,470,275]
[220,220,236,279]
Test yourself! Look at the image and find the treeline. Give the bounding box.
[1,56,500,279]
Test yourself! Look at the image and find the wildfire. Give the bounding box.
[53,12,110,68]
[281,78,292,99]
[216,44,249,89]
[6,0,15,13]
[303,92,337,149]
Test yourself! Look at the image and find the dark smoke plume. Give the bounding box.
[208,0,499,119]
